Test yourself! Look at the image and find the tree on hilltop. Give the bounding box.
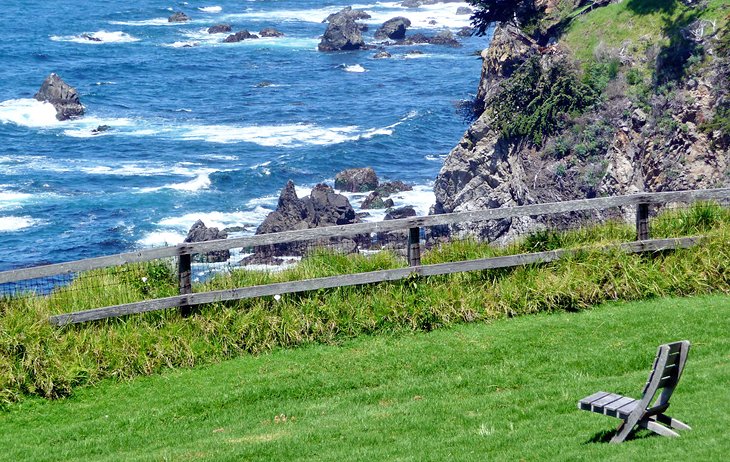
[468,0,546,36]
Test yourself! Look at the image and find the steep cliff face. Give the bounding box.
[433,11,729,241]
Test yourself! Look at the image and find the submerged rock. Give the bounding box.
[34,73,84,121]
[373,50,392,59]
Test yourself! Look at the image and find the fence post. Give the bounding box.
[408,227,421,267]
[636,203,650,240]
[178,252,192,316]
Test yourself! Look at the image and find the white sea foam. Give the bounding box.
[139,172,213,193]
[343,64,366,73]
[159,209,268,231]
[137,231,187,247]
[51,31,140,44]
[0,216,44,233]
[198,6,222,13]
[164,41,200,48]
[0,99,60,127]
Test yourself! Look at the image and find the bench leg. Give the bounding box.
[610,420,634,444]
[638,419,680,438]
[654,413,691,431]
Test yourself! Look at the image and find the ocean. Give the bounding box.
[0,0,486,271]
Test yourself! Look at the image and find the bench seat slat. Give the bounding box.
[578,391,611,410]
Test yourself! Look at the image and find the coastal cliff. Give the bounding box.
[434,0,729,241]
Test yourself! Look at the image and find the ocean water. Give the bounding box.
[0,0,487,271]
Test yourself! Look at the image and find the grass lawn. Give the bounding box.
[1,294,728,461]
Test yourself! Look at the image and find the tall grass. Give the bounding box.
[0,203,728,407]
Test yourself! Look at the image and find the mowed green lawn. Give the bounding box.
[1,295,728,461]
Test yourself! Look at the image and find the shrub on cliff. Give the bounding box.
[468,0,545,35]
[487,55,600,145]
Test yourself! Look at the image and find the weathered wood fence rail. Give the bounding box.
[0,188,727,326]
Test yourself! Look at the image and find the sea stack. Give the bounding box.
[34,73,84,121]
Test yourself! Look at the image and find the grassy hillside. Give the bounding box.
[1,295,728,461]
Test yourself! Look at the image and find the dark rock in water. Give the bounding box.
[91,125,111,134]
[34,73,84,121]
[80,33,102,42]
[401,0,422,7]
[259,27,284,37]
[401,30,460,48]
[318,7,368,52]
[406,50,424,55]
[361,191,395,209]
[246,181,366,263]
[323,6,371,23]
[256,81,274,88]
[224,30,259,42]
[335,167,379,192]
[222,226,248,234]
[456,6,473,15]
[208,24,232,34]
[430,30,460,47]
[168,12,190,23]
[457,27,473,37]
[375,17,412,40]
[376,181,413,195]
[184,220,230,263]
[373,50,392,59]
[384,206,417,220]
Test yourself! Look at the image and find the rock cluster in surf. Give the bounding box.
[34,73,84,121]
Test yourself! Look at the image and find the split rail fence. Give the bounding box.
[0,188,728,326]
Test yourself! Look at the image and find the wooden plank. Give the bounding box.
[0,246,179,285]
[408,227,421,267]
[49,236,701,326]
[579,391,611,410]
[178,254,193,317]
[636,203,650,240]
[2,189,727,284]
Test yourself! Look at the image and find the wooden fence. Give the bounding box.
[0,188,727,326]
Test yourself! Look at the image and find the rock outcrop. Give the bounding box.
[246,181,365,263]
[34,73,84,121]
[432,20,729,244]
[208,24,232,34]
[224,31,259,42]
[399,30,461,48]
[259,27,284,37]
[334,167,379,192]
[184,220,230,263]
[375,17,411,40]
[168,12,189,23]
[318,7,369,52]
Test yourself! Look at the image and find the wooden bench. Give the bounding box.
[578,340,691,443]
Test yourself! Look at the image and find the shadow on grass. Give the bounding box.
[586,427,660,444]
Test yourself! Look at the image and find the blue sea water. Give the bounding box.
[0,0,486,271]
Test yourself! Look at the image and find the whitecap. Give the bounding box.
[164,41,200,48]
[158,210,266,231]
[198,6,222,13]
[137,231,187,247]
[51,31,140,44]
[343,64,366,73]
[139,173,212,193]
[0,99,61,128]
[0,216,44,233]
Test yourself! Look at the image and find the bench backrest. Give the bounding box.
[640,340,690,409]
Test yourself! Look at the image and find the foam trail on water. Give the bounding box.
[198,6,222,13]
[137,231,187,247]
[0,216,44,233]
[138,172,213,193]
[50,31,140,44]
